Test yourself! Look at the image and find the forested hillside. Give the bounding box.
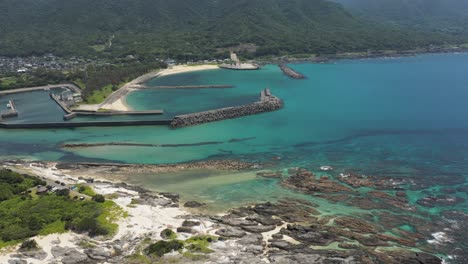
[1,0,465,59]
[333,0,468,34]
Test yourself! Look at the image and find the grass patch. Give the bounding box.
[185,235,217,254]
[38,220,66,236]
[78,185,96,197]
[84,84,118,104]
[96,200,127,236]
[0,77,18,87]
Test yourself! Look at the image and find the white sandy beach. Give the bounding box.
[97,64,219,112]
[158,64,219,77]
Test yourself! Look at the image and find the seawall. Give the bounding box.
[279,64,305,79]
[170,89,283,128]
[0,120,172,129]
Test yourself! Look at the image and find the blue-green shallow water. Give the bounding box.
[1,53,467,261]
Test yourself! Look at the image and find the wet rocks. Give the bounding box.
[282,168,354,194]
[84,248,111,260]
[215,227,247,238]
[416,195,465,207]
[281,224,337,246]
[182,220,201,227]
[257,171,283,178]
[334,216,379,234]
[247,215,283,226]
[241,225,276,233]
[51,246,88,264]
[183,201,206,208]
[8,259,27,264]
[159,192,179,203]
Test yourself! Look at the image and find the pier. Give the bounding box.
[151,85,234,89]
[0,100,18,120]
[0,120,172,129]
[0,84,81,95]
[279,64,305,79]
[170,88,283,128]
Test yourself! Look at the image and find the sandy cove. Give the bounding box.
[98,64,219,112]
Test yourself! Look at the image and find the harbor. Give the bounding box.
[0,66,284,129]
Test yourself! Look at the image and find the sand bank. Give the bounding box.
[158,64,219,77]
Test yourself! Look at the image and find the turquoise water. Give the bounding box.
[0,53,467,260]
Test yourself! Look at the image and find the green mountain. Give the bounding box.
[333,0,468,34]
[0,0,466,59]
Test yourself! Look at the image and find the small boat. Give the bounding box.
[6,103,11,109]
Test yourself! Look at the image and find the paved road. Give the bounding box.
[0,83,82,95]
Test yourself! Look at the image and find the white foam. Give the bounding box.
[427,232,453,245]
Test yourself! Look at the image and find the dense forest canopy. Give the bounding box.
[333,0,468,34]
[1,0,467,59]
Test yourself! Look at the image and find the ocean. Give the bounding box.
[0,53,467,261]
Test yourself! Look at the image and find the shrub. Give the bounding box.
[146,240,184,257]
[160,229,177,240]
[92,194,105,203]
[20,239,39,250]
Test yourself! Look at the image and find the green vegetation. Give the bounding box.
[1,0,467,60]
[160,229,177,240]
[334,0,468,35]
[146,240,185,257]
[185,235,217,254]
[0,169,46,201]
[78,185,97,197]
[0,169,124,248]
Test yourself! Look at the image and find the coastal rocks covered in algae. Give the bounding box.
[211,199,443,264]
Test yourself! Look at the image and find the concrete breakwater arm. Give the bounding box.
[49,94,73,114]
[279,64,305,79]
[170,89,283,128]
[0,84,81,95]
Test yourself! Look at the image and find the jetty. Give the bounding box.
[0,84,81,95]
[151,85,234,89]
[170,88,283,128]
[279,64,305,79]
[0,100,18,121]
[219,52,260,70]
[0,120,172,129]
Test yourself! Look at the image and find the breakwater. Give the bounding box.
[152,85,234,89]
[170,89,283,128]
[0,100,18,120]
[0,120,172,129]
[63,110,165,121]
[50,94,73,114]
[0,84,81,95]
[279,64,305,79]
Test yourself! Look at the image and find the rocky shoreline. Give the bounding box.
[1,161,464,263]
